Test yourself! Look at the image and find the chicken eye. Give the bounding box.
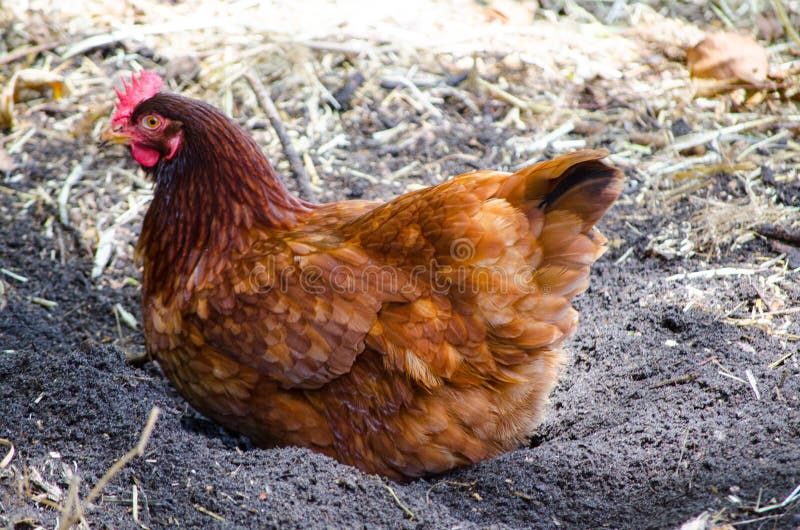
[142,116,161,129]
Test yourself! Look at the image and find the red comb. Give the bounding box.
[112,70,163,125]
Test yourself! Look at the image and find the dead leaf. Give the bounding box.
[482,0,536,24]
[0,69,66,129]
[687,32,768,84]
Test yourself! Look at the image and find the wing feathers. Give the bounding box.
[178,150,620,394]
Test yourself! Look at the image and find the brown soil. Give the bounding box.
[3,128,799,530]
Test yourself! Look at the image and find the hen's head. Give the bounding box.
[102,71,183,168]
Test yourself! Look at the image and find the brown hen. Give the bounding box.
[101,71,623,480]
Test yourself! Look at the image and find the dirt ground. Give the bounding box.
[2,1,800,529]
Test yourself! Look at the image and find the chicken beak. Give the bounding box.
[99,126,131,148]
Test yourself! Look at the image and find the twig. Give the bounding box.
[0,438,14,468]
[349,169,380,184]
[674,427,691,476]
[384,76,442,119]
[298,39,374,55]
[670,116,778,153]
[243,71,315,201]
[114,303,139,330]
[61,475,84,530]
[431,86,479,113]
[665,267,765,281]
[86,407,159,507]
[388,160,421,181]
[1,268,28,283]
[0,185,37,201]
[194,503,225,521]
[753,482,800,514]
[769,351,794,369]
[382,483,415,520]
[509,489,534,501]
[91,227,117,279]
[614,247,634,265]
[653,152,722,177]
[132,484,139,525]
[513,121,576,170]
[31,297,57,309]
[58,157,89,227]
[650,374,698,389]
[756,225,800,246]
[772,0,800,49]
[736,130,791,161]
[718,370,748,385]
[6,126,37,154]
[59,407,160,530]
[745,369,761,400]
[0,41,62,65]
[476,77,550,113]
[302,152,321,187]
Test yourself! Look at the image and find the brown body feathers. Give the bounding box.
[106,74,622,480]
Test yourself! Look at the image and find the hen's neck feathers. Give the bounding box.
[135,93,311,302]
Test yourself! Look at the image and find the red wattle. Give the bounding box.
[131,144,160,167]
